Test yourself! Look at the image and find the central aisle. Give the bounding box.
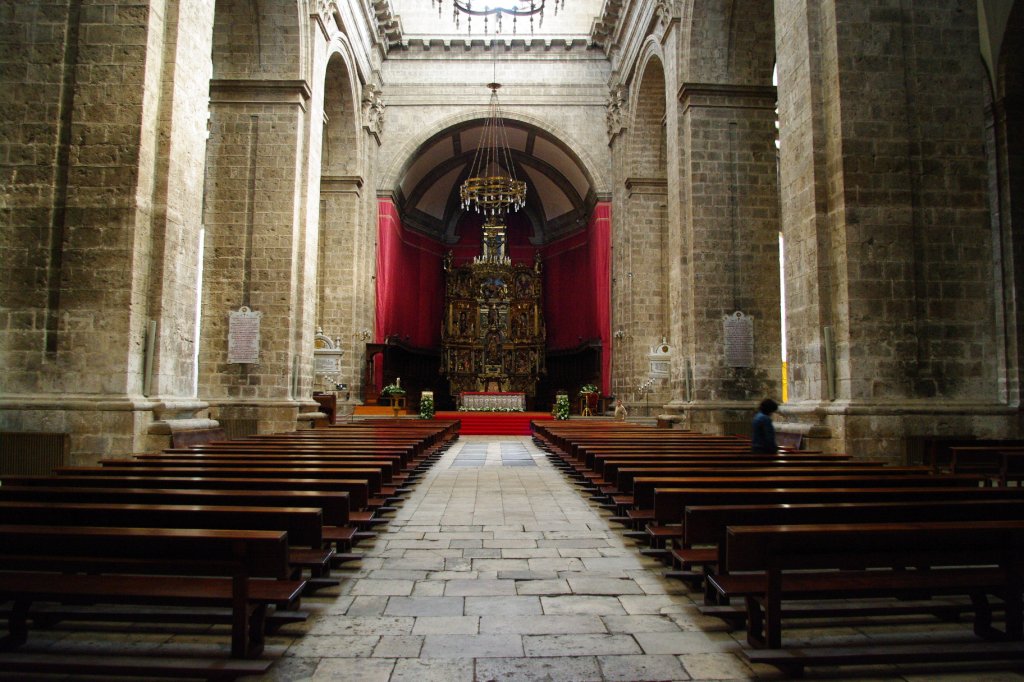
[260,436,749,681]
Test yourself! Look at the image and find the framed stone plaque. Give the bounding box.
[723,311,754,367]
[228,307,262,364]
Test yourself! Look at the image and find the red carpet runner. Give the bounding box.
[435,411,555,436]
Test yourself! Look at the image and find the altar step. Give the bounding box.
[352,405,413,416]
[435,411,554,436]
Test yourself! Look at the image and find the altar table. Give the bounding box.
[460,391,525,411]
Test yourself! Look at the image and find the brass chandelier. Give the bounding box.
[460,82,526,220]
[431,0,566,35]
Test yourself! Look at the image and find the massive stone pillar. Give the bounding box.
[199,78,315,435]
[0,0,215,462]
[776,0,1015,458]
[671,83,782,434]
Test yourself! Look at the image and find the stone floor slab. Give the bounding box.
[474,655,603,681]
[523,633,642,657]
[420,633,525,658]
[479,614,607,635]
[389,657,475,682]
[540,595,629,615]
[411,615,480,635]
[598,653,691,681]
[383,596,465,617]
[464,595,542,616]
[311,657,395,681]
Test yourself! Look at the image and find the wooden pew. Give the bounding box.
[680,498,1024,604]
[716,520,1024,673]
[100,458,400,485]
[0,500,336,590]
[0,524,304,659]
[638,474,986,523]
[950,446,1024,486]
[56,466,396,508]
[2,473,384,541]
[0,483,369,567]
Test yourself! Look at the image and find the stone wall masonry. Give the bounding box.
[0,3,74,393]
[629,59,666,178]
[211,0,301,81]
[200,86,310,403]
[678,84,782,405]
[774,0,836,405]
[1,1,161,398]
[829,0,996,402]
[146,0,215,399]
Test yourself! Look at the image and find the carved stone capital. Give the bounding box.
[361,84,386,137]
[606,84,628,139]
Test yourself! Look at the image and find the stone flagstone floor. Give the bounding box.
[252,435,751,681]
[244,436,1024,681]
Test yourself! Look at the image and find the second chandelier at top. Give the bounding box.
[431,0,566,35]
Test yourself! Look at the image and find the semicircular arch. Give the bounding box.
[379,109,610,199]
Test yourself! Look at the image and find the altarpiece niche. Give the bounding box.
[440,225,546,399]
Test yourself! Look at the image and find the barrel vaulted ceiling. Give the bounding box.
[395,119,597,245]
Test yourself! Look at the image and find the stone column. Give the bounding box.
[618,178,671,413]
[776,0,1014,458]
[0,1,216,461]
[670,83,782,434]
[200,79,314,435]
[318,175,365,399]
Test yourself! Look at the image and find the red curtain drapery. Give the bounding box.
[374,199,612,394]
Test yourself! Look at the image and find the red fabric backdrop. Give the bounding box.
[375,199,445,347]
[540,202,611,393]
[375,199,612,393]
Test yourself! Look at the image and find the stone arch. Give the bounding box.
[379,110,609,199]
[320,40,363,176]
[315,38,365,392]
[615,48,670,402]
[628,50,667,179]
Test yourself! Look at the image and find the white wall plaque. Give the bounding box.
[723,311,754,367]
[648,338,671,379]
[228,306,262,364]
[314,350,343,375]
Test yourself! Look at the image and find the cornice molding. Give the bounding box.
[209,79,312,108]
[321,175,365,194]
[624,176,667,195]
[677,83,777,111]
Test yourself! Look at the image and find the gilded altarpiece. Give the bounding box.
[441,255,546,398]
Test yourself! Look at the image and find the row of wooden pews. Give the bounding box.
[0,419,458,680]
[532,420,1024,677]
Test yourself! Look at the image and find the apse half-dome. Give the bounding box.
[393,118,598,245]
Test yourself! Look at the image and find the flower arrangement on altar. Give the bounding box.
[381,378,406,397]
[554,394,570,420]
[458,406,524,413]
[577,383,598,396]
